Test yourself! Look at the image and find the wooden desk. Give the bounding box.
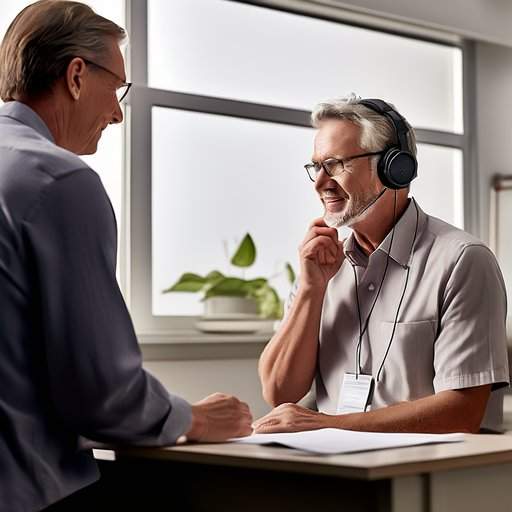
[93,434,512,512]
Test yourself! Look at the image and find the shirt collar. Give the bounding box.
[344,233,368,267]
[0,101,55,143]
[343,197,426,268]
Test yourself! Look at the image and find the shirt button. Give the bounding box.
[368,283,375,292]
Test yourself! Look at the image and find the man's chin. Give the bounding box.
[324,206,365,228]
[78,131,103,155]
[78,141,99,156]
[324,210,348,228]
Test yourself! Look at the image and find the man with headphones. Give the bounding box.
[255,94,509,434]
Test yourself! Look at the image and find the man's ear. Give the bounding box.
[65,57,87,101]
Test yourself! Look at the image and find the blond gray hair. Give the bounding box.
[0,0,126,101]
[311,93,417,157]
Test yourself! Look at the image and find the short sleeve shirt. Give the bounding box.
[315,198,509,431]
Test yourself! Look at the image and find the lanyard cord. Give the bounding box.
[352,265,363,375]
[375,198,420,382]
[353,190,398,378]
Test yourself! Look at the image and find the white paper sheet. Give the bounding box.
[231,428,465,455]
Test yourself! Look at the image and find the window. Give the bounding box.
[0,1,470,334]
[148,0,463,133]
[151,107,319,316]
[129,0,466,327]
[412,145,464,228]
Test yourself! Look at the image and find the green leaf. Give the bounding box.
[244,278,267,291]
[162,272,206,293]
[285,262,296,285]
[253,284,283,319]
[230,233,256,268]
[204,277,249,298]
[203,270,225,291]
[205,270,224,283]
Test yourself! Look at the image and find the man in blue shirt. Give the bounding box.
[0,2,252,510]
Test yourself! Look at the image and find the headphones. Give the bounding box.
[358,99,418,190]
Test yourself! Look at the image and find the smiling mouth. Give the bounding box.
[323,196,347,211]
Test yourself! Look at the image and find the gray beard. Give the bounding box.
[324,190,382,228]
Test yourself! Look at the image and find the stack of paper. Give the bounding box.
[231,428,465,455]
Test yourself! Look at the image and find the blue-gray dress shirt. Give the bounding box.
[0,101,192,512]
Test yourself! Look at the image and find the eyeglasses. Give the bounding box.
[80,57,132,103]
[304,151,384,182]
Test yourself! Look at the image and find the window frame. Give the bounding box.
[123,0,476,340]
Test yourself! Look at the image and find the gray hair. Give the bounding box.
[0,0,126,101]
[311,92,417,158]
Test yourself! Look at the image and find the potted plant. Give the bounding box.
[163,233,295,326]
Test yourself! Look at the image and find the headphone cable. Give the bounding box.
[353,189,398,377]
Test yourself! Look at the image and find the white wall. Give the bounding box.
[474,41,512,243]
[144,359,271,419]
[335,0,512,47]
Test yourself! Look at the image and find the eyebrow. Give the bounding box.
[311,155,342,163]
[112,72,127,85]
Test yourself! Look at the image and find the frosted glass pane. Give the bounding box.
[0,1,33,37]
[411,144,464,228]
[82,0,124,26]
[148,0,463,133]
[152,108,321,316]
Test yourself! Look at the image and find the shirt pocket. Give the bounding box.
[373,320,437,404]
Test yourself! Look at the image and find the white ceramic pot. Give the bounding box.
[203,296,259,319]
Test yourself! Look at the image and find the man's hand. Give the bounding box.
[299,218,345,290]
[252,403,333,433]
[186,393,253,442]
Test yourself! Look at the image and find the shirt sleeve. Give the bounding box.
[433,244,510,392]
[23,168,192,446]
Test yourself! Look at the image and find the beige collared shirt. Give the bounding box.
[312,198,509,431]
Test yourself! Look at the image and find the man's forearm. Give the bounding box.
[259,285,326,406]
[331,387,491,434]
[253,386,492,434]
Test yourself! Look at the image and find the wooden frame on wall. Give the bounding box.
[490,174,512,340]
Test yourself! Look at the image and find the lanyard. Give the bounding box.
[351,196,420,381]
[352,191,398,378]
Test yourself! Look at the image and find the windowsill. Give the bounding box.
[137,330,274,345]
[138,329,273,361]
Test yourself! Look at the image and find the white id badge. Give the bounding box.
[337,373,375,414]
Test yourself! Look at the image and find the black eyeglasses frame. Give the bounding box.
[304,150,385,182]
[79,57,132,103]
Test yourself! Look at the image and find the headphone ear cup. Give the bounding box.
[379,149,417,189]
[377,149,394,188]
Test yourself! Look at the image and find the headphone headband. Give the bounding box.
[358,99,409,152]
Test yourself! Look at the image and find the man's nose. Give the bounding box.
[110,100,123,125]
[314,166,333,192]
